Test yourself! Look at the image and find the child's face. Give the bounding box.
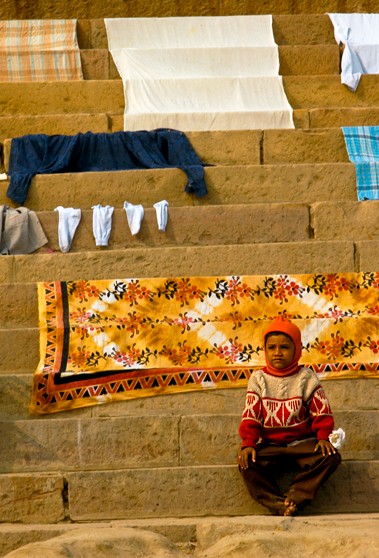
[265,334,295,369]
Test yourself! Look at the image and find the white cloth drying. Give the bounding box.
[54,206,81,253]
[105,16,294,131]
[123,201,144,235]
[153,200,169,231]
[92,204,114,246]
[329,13,379,91]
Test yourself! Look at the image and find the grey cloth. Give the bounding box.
[0,205,48,254]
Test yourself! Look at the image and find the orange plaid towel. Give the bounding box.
[0,19,83,81]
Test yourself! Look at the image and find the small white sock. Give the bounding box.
[123,201,144,235]
[153,200,169,232]
[54,206,81,253]
[92,204,114,246]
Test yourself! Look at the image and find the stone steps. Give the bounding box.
[2,242,372,286]
[0,461,377,525]
[0,127,355,175]
[1,410,377,474]
[1,374,378,419]
[0,201,378,256]
[1,163,358,210]
[0,514,378,558]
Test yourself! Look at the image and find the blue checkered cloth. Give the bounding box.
[342,126,379,201]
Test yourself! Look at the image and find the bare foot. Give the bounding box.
[283,498,297,516]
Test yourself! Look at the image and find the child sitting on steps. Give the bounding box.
[238,316,341,516]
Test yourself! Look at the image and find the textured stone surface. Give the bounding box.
[1,163,357,210]
[1,0,377,18]
[0,375,377,421]
[66,460,379,521]
[0,416,180,472]
[35,204,310,253]
[0,284,37,328]
[263,128,349,164]
[1,516,378,558]
[0,474,64,523]
[0,328,39,373]
[0,242,355,284]
[0,114,109,141]
[309,107,379,127]
[279,45,339,75]
[0,81,124,116]
[311,201,379,240]
[80,49,111,80]
[284,74,379,108]
[356,240,379,270]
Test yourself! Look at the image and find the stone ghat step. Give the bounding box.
[0,128,356,174]
[4,107,379,141]
[1,375,377,421]
[0,411,377,474]
[1,202,378,256]
[76,15,336,50]
[0,461,377,524]
[1,242,377,286]
[2,76,379,118]
[1,0,377,20]
[78,44,340,81]
[0,126,373,177]
[1,514,378,558]
[0,164,359,211]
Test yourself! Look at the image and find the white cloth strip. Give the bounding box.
[329,13,379,91]
[110,46,280,79]
[123,76,293,131]
[153,200,169,231]
[54,206,81,253]
[92,204,114,246]
[105,16,294,132]
[123,201,144,235]
[105,16,276,49]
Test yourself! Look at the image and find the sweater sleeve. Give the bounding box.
[307,385,334,441]
[238,378,263,448]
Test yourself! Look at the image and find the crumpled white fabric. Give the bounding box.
[123,201,144,235]
[153,200,169,231]
[328,428,346,450]
[54,206,81,253]
[329,13,379,91]
[92,204,114,246]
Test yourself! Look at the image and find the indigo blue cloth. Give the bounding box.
[7,129,208,205]
[342,126,379,201]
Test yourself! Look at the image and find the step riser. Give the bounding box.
[0,242,363,285]
[35,205,311,252]
[4,108,379,141]
[0,411,377,473]
[0,164,357,210]
[0,128,352,173]
[6,202,377,254]
[2,77,379,121]
[1,377,377,421]
[0,461,377,523]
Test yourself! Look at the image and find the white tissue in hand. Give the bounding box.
[328,428,346,449]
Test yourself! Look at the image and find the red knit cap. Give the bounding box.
[263,316,302,375]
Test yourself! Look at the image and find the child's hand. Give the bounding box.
[237,446,256,469]
[314,439,337,456]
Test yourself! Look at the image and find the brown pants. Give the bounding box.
[240,439,341,514]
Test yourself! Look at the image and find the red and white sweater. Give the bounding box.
[239,366,334,448]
